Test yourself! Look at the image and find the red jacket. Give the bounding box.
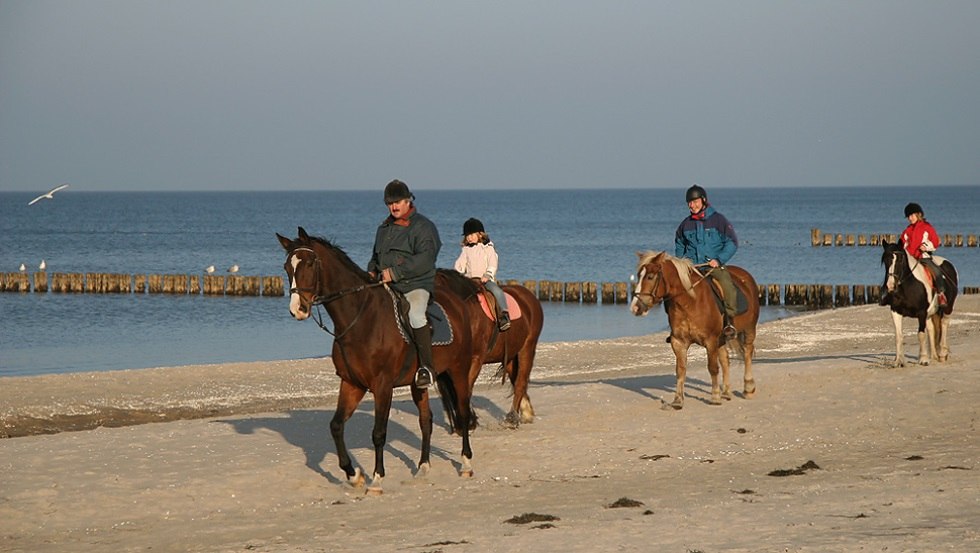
[901,220,940,259]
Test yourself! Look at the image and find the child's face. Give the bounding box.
[465,232,481,244]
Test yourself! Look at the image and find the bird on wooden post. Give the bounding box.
[39,260,46,271]
[205,265,215,274]
[227,265,239,274]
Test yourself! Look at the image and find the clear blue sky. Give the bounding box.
[2,1,978,192]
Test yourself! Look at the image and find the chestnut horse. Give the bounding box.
[879,241,958,366]
[436,274,545,428]
[630,251,759,409]
[276,227,482,494]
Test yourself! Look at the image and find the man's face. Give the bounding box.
[688,198,705,214]
[387,198,411,219]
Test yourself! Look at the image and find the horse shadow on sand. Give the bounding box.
[215,398,466,484]
[532,373,738,407]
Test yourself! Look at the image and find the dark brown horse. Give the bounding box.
[630,251,759,409]
[436,274,545,428]
[276,227,482,495]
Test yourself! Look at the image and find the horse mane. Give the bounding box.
[302,234,373,280]
[436,268,482,297]
[637,250,697,298]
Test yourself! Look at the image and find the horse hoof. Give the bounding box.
[365,486,384,496]
[349,468,365,488]
[710,396,722,405]
[459,469,474,478]
[503,412,520,429]
[415,462,430,478]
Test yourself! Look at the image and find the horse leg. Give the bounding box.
[741,329,757,398]
[668,340,689,409]
[508,346,538,426]
[890,311,905,367]
[706,343,723,405]
[916,315,930,366]
[411,386,434,476]
[365,386,395,496]
[452,375,475,478]
[938,315,951,361]
[925,315,939,363]
[330,381,367,488]
[718,343,733,401]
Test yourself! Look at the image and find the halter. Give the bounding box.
[886,249,919,290]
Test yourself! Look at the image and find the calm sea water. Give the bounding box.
[1,186,977,377]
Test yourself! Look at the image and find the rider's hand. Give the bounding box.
[380,268,395,283]
[708,259,720,268]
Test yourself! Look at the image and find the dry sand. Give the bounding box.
[2,296,979,552]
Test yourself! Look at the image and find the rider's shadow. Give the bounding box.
[216,399,456,483]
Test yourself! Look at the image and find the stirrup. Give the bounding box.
[723,324,737,339]
[414,366,433,388]
[498,312,511,331]
[937,292,948,306]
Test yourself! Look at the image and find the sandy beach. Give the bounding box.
[2,296,978,552]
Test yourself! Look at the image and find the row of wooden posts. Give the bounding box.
[3,272,977,309]
[811,228,979,248]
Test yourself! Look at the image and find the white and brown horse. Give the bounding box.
[879,241,958,366]
[630,251,759,409]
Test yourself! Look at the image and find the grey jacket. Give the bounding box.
[367,208,442,294]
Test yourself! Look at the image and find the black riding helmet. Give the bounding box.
[462,217,485,235]
[383,179,414,204]
[904,202,923,218]
[686,184,707,203]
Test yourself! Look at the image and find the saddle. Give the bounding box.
[386,288,454,346]
[703,271,749,316]
[474,283,523,324]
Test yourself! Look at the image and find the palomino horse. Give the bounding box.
[630,251,759,409]
[879,241,958,367]
[276,227,482,494]
[436,274,545,428]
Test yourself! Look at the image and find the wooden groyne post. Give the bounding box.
[812,228,977,247]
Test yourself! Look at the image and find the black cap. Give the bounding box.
[904,202,923,217]
[462,218,485,235]
[384,179,413,204]
[686,184,707,202]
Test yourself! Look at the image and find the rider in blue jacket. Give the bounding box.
[675,184,739,340]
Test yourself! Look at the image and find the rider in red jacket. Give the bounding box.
[901,202,947,306]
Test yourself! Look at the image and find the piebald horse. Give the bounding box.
[879,241,958,366]
[630,251,759,409]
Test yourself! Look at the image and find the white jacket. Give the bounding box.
[454,241,499,281]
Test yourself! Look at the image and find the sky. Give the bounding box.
[1,1,978,192]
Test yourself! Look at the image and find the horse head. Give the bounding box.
[631,251,669,316]
[277,226,321,320]
[880,241,909,296]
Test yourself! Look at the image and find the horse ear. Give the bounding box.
[276,233,292,251]
[298,227,309,240]
[635,251,645,260]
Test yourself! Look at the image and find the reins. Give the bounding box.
[634,261,712,309]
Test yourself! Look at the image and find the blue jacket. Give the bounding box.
[368,208,442,294]
[674,205,738,266]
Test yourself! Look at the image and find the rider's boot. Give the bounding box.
[497,310,511,331]
[412,326,435,388]
[722,313,737,342]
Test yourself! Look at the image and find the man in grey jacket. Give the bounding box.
[367,180,442,388]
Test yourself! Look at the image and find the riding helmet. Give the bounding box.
[383,179,414,204]
[904,202,923,218]
[462,217,485,235]
[686,184,707,203]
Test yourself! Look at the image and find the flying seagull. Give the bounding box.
[28,183,70,206]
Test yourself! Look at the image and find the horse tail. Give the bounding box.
[435,371,461,433]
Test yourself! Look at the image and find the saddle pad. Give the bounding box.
[477,292,522,321]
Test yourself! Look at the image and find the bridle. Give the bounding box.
[286,246,383,339]
[885,250,918,290]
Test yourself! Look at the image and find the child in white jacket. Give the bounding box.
[454,218,510,330]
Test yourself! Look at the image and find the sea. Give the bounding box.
[1,186,977,377]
